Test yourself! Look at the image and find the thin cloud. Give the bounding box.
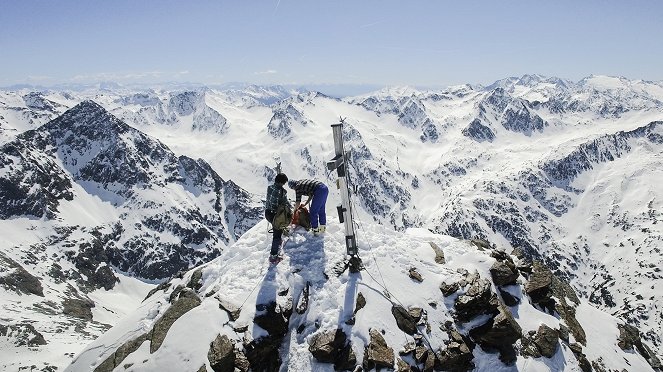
[359,20,387,28]
[254,70,278,75]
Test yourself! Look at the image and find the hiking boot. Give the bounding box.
[312,225,326,236]
[269,254,282,264]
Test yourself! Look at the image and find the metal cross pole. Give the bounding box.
[327,119,358,258]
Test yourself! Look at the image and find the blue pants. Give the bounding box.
[310,184,328,229]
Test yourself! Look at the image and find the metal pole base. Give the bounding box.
[348,256,363,273]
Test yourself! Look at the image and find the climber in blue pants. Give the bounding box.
[288,179,328,235]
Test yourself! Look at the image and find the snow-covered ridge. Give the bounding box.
[67,220,660,371]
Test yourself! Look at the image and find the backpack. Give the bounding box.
[272,204,293,231]
[291,206,311,231]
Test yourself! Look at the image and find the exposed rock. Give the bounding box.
[437,328,475,372]
[408,267,423,282]
[150,292,201,353]
[0,253,44,296]
[498,288,520,306]
[355,292,366,314]
[187,269,203,290]
[94,334,149,372]
[143,281,172,301]
[429,242,445,264]
[396,358,412,371]
[363,329,395,370]
[309,329,347,363]
[254,300,292,336]
[218,298,241,321]
[521,324,559,358]
[510,247,525,259]
[392,305,418,335]
[440,281,460,297]
[244,335,282,372]
[62,298,95,320]
[462,118,495,142]
[569,342,592,372]
[489,260,519,286]
[296,281,310,314]
[525,261,586,345]
[469,238,492,250]
[207,334,235,372]
[617,323,662,369]
[454,277,498,322]
[469,303,522,364]
[0,323,47,346]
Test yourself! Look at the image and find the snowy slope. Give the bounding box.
[67,217,659,371]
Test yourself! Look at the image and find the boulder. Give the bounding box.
[521,324,559,358]
[408,267,424,282]
[296,281,310,314]
[469,239,492,250]
[254,301,291,336]
[244,335,282,372]
[440,281,460,297]
[469,303,522,364]
[454,278,498,322]
[429,242,445,264]
[392,305,418,335]
[308,329,347,363]
[490,260,519,286]
[437,329,475,372]
[363,329,394,370]
[208,334,235,372]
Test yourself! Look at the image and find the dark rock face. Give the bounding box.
[363,329,395,370]
[95,334,149,372]
[617,323,662,369]
[391,305,418,335]
[454,277,498,322]
[525,261,586,345]
[462,118,495,142]
[308,329,348,364]
[469,303,522,364]
[267,103,309,139]
[0,253,44,296]
[62,298,95,320]
[0,323,47,347]
[489,260,519,286]
[150,291,202,353]
[521,324,559,358]
[408,267,423,282]
[501,100,547,135]
[438,328,475,372]
[208,334,235,372]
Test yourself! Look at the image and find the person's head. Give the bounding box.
[275,173,288,186]
[287,180,297,189]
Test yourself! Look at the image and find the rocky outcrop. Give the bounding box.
[150,289,202,352]
[469,303,522,364]
[0,253,44,296]
[462,118,495,142]
[0,323,47,347]
[521,324,560,358]
[308,328,356,369]
[617,323,662,370]
[363,329,395,370]
[454,276,498,322]
[207,334,236,372]
[62,298,95,320]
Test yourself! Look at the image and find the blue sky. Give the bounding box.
[1,0,662,88]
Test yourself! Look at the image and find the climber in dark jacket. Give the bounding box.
[265,173,290,261]
[288,179,328,235]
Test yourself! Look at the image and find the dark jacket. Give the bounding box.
[265,183,289,212]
